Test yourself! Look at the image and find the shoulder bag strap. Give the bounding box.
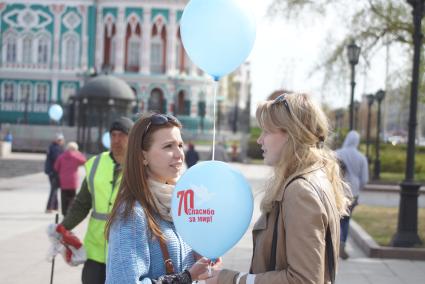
[268,175,303,271]
[268,203,280,271]
[158,237,175,275]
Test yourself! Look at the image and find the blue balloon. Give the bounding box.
[180,0,256,80]
[48,104,63,121]
[102,132,110,149]
[171,161,253,259]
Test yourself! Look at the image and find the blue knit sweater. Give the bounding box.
[106,202,196,284]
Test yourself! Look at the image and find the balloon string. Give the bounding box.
[212,80,218,161]
[207,263,212,277]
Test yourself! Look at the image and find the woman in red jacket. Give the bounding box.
[54,141,87,216]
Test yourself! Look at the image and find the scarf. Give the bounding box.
[148,179,174,222]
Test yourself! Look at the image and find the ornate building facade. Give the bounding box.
[0,0,220,131]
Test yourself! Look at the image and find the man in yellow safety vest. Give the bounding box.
[48,117,133,284]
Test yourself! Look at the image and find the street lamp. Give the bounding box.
[373,90,385,179]
[347,39,361,130]
[391,0,424,247]
[366,94,375,164]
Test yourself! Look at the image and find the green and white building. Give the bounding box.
[0,0,234,130]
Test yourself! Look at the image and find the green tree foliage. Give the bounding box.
[268,0,424,101]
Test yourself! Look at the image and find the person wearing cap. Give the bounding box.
[47,117,134,284]
[44,133,65,213]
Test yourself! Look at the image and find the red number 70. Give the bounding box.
[177,189,194,216]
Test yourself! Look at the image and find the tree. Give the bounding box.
[267,0,424,100]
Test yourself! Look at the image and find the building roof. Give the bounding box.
[77,75,135,100]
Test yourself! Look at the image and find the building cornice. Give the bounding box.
[0,69,81,81]
[2,0,95,6]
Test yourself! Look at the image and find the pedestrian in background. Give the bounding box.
[185,142,200,168]
[209,140,229,162]
[207,92,349,284]
[44,133,65,213]
[54,141,87,216]
[336,130,369,259]
[106,113,216,283]
[4,130,13,143]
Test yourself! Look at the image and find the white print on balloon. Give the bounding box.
[190,184,215,206]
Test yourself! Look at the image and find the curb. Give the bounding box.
[350,219,425,260]
[364,183,425,195]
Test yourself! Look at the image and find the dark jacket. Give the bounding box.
[185,149,199,168]
[44,142,64,175]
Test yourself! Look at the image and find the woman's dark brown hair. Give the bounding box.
[105,112,182,241]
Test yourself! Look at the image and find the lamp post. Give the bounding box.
[353,100,360,130]
[373,90,385,179]
[366,94,375,163]
[391,0,424,247]
[335,109,344,145]
[347,39,361,130]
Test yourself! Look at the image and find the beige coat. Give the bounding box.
[219,165,340,284]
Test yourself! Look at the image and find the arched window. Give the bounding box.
[176,90,190,115]
[62,33,80,69]
[150,22,166,74]
[61,84,76,103]
[4,34,17,63]
[2,82,16,102]
[177,90,185,115]
[127,37,140,68]
[103,18,116,70]
[36,83,48,103]
[148,88,165,113]
[37,34,50,65]
[19,83,32,104]
[22,34,33,64]
[125,22,141,72]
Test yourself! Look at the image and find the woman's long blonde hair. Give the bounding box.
[105,113,182,241]
[256,92,349,216]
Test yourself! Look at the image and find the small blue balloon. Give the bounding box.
[48,104,63,121]
[102,132,110,149]
[172,161,253,259]
[180,0,256,80]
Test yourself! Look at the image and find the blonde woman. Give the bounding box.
[207,93,349,284]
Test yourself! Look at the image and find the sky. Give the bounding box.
[244,0,390,115]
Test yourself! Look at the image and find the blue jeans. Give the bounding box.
[340,216,350,243]
[46,173,59,210]
[340,196,359,243]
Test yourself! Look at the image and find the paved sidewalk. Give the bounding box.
[1,153,425,283]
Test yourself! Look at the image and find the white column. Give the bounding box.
[79,5,88,70]
[191,90,198,116]
[50,5,64,70]
[95,6,103,72]
[141,8,151,74]
[114,7,125,73]
[167,9,177,75]
[51,76,58,103]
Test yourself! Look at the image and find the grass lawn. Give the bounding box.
[378,172,425,182]
[352,205,425,248]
